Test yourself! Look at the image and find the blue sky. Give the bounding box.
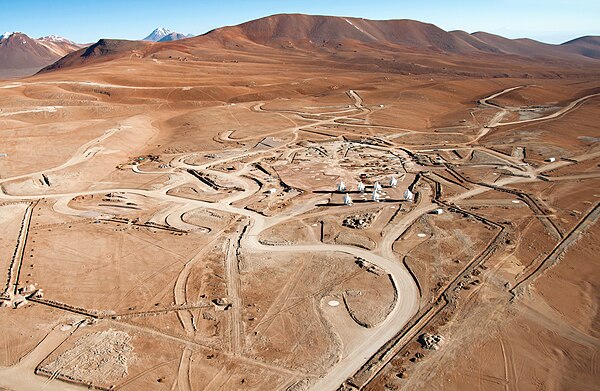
[1,0,598,44]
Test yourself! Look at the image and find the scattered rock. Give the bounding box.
[202,311,216,321]
[345,289,362,297]
[355,257,383,275]
[285,378,312,391]
[396,371,408,379]
[39,330,133,385]
[343,211,379,229]
[418,333,445,350]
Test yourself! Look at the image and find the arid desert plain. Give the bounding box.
[0,14,599,391]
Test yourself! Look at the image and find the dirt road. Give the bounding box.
[497,92,600,126]
[1,83,593,390]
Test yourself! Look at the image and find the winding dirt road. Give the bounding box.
[0,83,596,390]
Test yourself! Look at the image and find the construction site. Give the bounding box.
[0,15,599,391]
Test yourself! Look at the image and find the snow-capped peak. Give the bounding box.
[154,27,172,35]
[39,35,74,44]
[0,32,15,40]
[143,27,174,41]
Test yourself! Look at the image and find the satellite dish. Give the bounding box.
[344,193,352,205]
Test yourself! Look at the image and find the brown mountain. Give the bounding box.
[0,32,82,79]
[39,14,600,76]
[560,36,600,59]
[237,14,600,58]
[202,14,599,59]
[203,14,480,54]
[41,39,153,73]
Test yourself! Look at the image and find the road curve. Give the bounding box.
[496,92,600,126]
[0,166,421,391]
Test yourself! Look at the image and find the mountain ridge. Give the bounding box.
[33,14,600,76]
[206,13,600,58]
[0,32,82,78]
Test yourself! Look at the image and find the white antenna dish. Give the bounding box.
[344,193,352,205]
[372,189,380,202]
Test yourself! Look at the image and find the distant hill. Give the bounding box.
[41,38,152,73]
[0,32,82,79]
[39,14,600,76]
[560,36,600,59]
[208,14,600,60]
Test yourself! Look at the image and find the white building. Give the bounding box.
[338,180,346,192]
[390,176,398,188]
[357,181,365,192]
[404,189,414,201]
[374,181,382,191]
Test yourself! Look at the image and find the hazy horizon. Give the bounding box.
[1,0,599,44]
